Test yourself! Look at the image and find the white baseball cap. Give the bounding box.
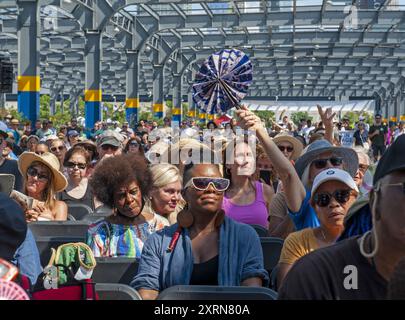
[311,168,358,198]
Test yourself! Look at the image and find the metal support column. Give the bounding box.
[0,94,5,109]
[69,89,78,117]
[17,0,40,126]
[84,30,102,129]
[49,86,57,116]
[172,75,182,125]
[400,92,405,120]
[187,90,196,119]
[60,88,65,114]
[152,65,164,119]
[125,50,139,127]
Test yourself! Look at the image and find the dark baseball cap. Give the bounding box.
[373,134,405,185]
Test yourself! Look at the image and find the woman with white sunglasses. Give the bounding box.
[131,161,269,300]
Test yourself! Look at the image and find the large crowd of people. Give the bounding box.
[0,106,405,300]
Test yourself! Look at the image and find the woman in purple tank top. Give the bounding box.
[222,138,274,229]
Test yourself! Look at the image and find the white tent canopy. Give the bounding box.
[244,99,375,118]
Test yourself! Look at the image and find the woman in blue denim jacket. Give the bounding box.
[131,162,269,299]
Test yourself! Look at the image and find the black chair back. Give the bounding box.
[92,257,139,285]
[95,283,141,300]
[67,203,93,221]
[260,237,284,274]
[158,285,278,300]
[29,221,89,239]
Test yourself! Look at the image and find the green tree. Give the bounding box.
[342,111,374,127]
[252,110,275,127]
[291,111,313,126]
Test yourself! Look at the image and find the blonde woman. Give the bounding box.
[146,164,183,225]
[18,152,68,221]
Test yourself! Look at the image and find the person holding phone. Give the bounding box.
[18,152,68,221]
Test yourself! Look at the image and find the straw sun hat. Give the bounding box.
[272,132,304,160]
[18,152,68,192]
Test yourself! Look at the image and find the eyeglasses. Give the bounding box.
[50,146,65,152]
[184,177,230,192]
[313,189,353,207]
[358,164,369,174]
[278,145,294,152]
[65,161,87,170]
[27,166,50,182]
[101,144,119,151]
[312,157,343,169]
[129,142,139,147]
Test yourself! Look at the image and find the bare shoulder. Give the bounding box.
[55,200,68,209]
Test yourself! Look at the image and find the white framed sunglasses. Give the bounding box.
[184,177,230,192]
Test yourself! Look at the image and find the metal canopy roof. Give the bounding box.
[1,0,405,110]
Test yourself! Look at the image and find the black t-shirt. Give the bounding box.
[369,125,387,146]
[0,159,23,192]
[278,237,387,300]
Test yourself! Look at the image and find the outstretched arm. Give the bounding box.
[236,106,306,212]
[317,105,336,145]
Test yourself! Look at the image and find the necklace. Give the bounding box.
[320,228,327,241]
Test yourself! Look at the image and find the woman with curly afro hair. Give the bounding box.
[86,153,169,258]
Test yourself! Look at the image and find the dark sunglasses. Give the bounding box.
[101,144,119,151]
[27,166,49,182]
[312,157,343,169]
[129,141,139,147]
[278,145,294,152]
[313,189,352,207]
[50,146,65,152]
[184,177,230,192]
[65,161,87,170]
[358,164,369,174]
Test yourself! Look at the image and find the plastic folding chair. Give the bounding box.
[157,285,278,300]
[29,221,90,239]
[249,224,269,237]
[260,237,284,274]
[67,203,93,221]
[94,205,113,217]
[92,257,139,285]
[95,283,142,300]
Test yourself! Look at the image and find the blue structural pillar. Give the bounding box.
[125,50,139,127]
[188,91,196,119]
[152,65,164,119]
[172,74,182,125]
[17,0,40,126]
[84,30,102,129]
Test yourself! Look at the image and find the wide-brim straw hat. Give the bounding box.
[273,133,304,160]
[18,152,68,192]
[74,140,98,160]
[294,139,359,179]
